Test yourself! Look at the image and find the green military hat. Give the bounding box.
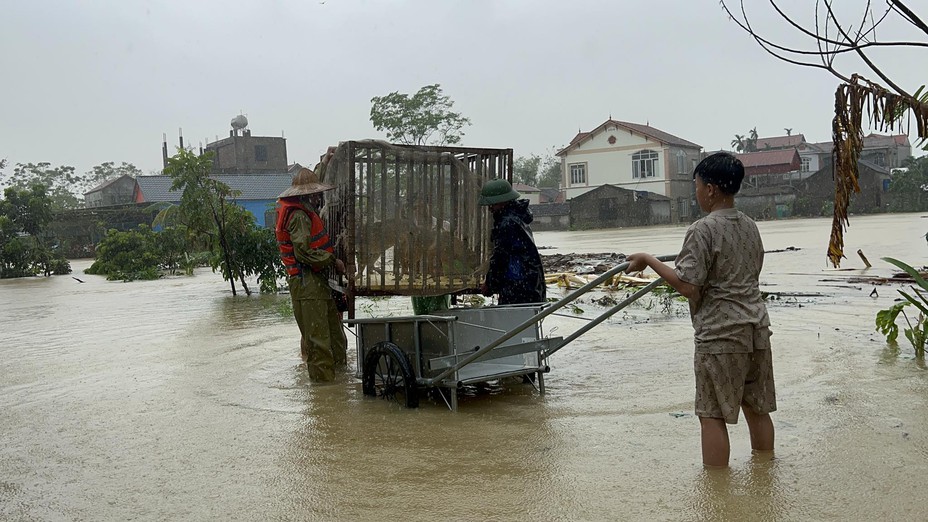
[478,178,520,206]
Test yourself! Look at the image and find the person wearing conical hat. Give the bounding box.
[275,167,348,382]
[478,178,546,305]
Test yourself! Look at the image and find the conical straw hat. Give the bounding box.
[278,168,334,198]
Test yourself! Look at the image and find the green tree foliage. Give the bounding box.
[0,160,143,211]
[85,225,166,281]
[875,257,928,358]
[2,162,83,210]
[537,155,562,188]
[731,127,759,153]
[888,155,928,212]
[513,152,561,188]
[0,184,71,278]
[513,155,542,186]
[162,149,282,295]
[370,84,471,146]
[213,204,283,294]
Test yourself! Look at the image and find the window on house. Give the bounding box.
[569,163,586,185]
[676,151,686,174]
[255,145,268,162]
[632,149,659,178]
[800,157,810,172]
[678,197,690,218]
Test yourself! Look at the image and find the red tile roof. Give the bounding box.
[755,134,805,149]
[558,119,701,155]
[611,120,701,149]
[735,149,801,176]
[863,133,911,148]
[513,183,540,193]
[807,134,910,152]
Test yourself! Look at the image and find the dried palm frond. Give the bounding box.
[829,75,928,267]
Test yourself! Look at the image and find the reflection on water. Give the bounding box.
[1,213,927,520]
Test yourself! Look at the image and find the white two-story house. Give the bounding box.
[556,119,703,222]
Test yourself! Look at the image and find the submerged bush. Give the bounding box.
[86,224,191,281]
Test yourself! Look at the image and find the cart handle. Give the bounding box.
[420,254,678,386]
[542,276,665,359]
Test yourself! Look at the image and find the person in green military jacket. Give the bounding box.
[276,168,348,382]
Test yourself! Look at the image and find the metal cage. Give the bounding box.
[320,141,513,317]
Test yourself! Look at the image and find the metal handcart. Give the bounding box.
[346,254,677,410]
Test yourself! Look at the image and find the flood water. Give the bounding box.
[2,213,927,521]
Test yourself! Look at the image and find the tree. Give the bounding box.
[84,162,142,191]
[514,149,562,189]
[731,128,759,152]
[0,184,70,278]
[370,84,472,146]
[888,155,928,211]
[513,155,542,186]
[720,0,928,266]
[731,134,746,152]
[537,156,562,188]
[164,149,244,294]
[2,162,83,210]
[161,149,282,295]
[85,223,198,281]
[85,225,165,281]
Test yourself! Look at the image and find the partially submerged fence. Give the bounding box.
[320,140,513,317]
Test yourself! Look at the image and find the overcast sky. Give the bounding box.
[1,1,924,177]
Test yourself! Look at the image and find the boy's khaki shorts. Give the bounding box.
[694,339,777,424]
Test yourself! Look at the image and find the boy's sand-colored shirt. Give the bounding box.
[674,208,770,354]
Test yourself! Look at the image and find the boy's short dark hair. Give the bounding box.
[694,153,745,195]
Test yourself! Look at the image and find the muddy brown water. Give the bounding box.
[1,213,927,521]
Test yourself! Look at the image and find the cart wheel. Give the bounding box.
[362,342,419,408]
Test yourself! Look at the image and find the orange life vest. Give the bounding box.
[275,199,333,277]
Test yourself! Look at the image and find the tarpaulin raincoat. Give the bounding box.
[484,199,546,305]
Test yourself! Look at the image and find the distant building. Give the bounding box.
[794,159,890,216]
[568,184,672,230]
[728,131,910,220]
[83,175,139,208]
[83,117,297,228]
[556,118,702,222]
[752,132,911,178]
[513,183,541,205]
[538,187,565,204]
[530,202,569,231]
[135,173,293,228]
[755,134,806,150]
[162,115,289,174]
[735,149,802,189]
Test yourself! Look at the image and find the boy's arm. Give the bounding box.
[625,253,700,300]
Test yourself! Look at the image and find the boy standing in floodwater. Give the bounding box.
[626,152,776,467]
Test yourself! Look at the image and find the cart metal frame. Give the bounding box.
[346,255,677,411]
